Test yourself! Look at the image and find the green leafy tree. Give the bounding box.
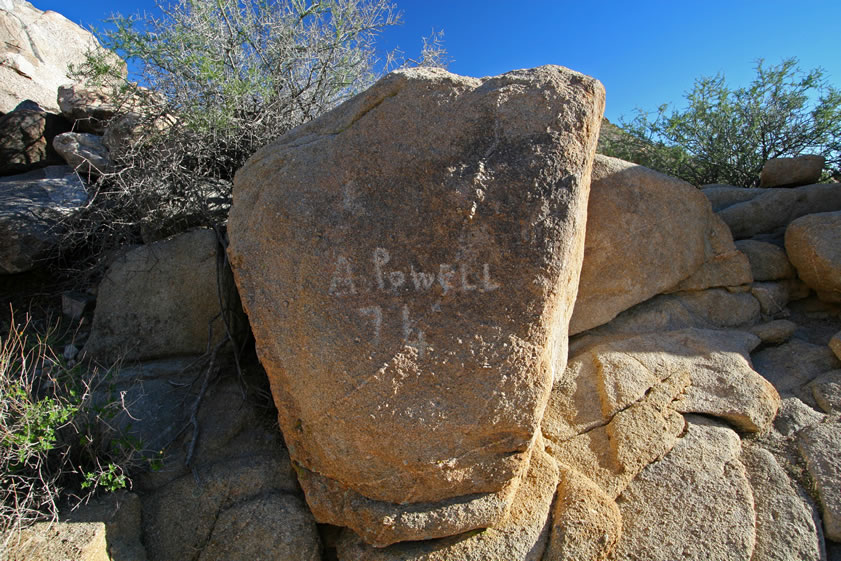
[69,0,446,252]
[602,58,841,187]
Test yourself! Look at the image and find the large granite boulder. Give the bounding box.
[798,421,841,541]
[760,155,825,188]
[570,155,734,334]
[53,131,111,176]
[227,66,604,539]
[0,165,86,273]
[57,83,120,134]
[785,211,841,303]
[0,0,123,113]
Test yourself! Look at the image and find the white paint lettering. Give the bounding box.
[388,270,406,291]
[358,306,382,345]
[328,256,356,296]
[481,263,501,292]
[460,264,477,291]
[402,305,427,358]
[410,265,436,291]
[438,264,456,294]
[373,248,390,290]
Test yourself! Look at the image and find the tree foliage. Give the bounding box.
[602,58,841,187]
[69,0,445,254]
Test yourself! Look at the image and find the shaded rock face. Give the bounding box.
[798,421,841,541]
[52,132,111,176]
[57,84,119,134]
[760,155,825,188]
[0,165,86,273]
[0,0,122,113]
[0,101,69,175]
[785,211,841,303]
[83,229,238,362]
[227,63,604,529]
[569,155,714,334]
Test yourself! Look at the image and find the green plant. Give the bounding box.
[0,312,146,541]
[63,0,446,258]
[602,58,841,187]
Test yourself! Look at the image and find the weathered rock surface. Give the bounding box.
[227,65,604,522]
[773,397,826,436]
[63,491,148,561]
[797,421,841,541]
[831,330,841,361]
[570,155,715,334]
[545,464,621,561]
[752,338,841,394]
[735,239,795,281]
[748,319,797,345]
[0,0,121,113]
[83,229,233,362]
[142,453,313,561]
[296,464,518,547]
[609,416,755,561]
[2,521,110,561]
[751,281,791,316]
[716,183,841,239]
[760,155,825,188]
[570,288,761,356]
[741,443,826,561]
[335,447,559,561]
[785,211,841,303]
[0,101,68,174]
[53,131,111,176]
[670,213,752,292]
[57,83,119,134]
[197,493,322,561]
[809,370,841,414]
[702,184,761,212]
[0,165,86,273]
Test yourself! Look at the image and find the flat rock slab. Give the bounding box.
[741,443,826,561]
[0,165,87,273]
[335,447,559,561]
[227,63,604,525]
[610,416,756,561]
[798,421,841,541]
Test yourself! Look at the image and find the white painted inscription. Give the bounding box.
[328,248,501,353]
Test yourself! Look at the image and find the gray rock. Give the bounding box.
[735,239,795,281]
[63,491,148,561]
[227,65,604,527]
[0,165,87,273]
[570,288,761,356]
[82,229,238,363]
[831,331,841,361]
[752,338,841,394]
[798,421,841,541]
[760,155,825,188]
[773,397,826,436]
[197,493,322,561]
[53,132,112,176]
[701,184,762,212]
[717,183,841,239]
[610,416,756,561]
[748,319,798,345]
[751,281,791,316]
[741,443,826,561]
[809,370,841,414]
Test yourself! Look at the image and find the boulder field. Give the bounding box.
[1,3,840,558]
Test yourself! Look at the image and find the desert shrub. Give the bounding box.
[0,312,145,541]
[64,0,446,261]
[602,58,841,186]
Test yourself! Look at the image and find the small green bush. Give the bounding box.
[602,58,841,186]
[0,312,145,540]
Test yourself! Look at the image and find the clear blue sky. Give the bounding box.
[37,0,841,124]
